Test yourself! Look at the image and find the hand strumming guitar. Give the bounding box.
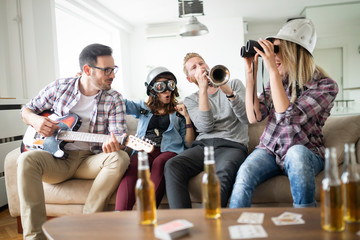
[22,108,60,138]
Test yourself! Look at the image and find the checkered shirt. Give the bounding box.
[256,71,338,169]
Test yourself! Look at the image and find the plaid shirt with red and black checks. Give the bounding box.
[256,71,338,169]
[24,77,127,153]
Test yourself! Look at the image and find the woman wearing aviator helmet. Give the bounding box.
[230,18,338,208]
[115,67,195,211]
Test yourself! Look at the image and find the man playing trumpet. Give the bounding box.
[164,52,249,208]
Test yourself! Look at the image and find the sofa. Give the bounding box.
[5,114,360,232]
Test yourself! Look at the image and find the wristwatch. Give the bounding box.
[226,91,236,99]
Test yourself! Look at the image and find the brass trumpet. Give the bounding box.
[207,65,230,87]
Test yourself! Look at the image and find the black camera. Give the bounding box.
[240,40,279,58]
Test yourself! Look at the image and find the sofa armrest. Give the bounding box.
[4,148,21,217]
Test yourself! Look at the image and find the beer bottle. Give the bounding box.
[341,143,360,222]
[321,148,344,232]
[202,146,221,219]
[135,151,157,225]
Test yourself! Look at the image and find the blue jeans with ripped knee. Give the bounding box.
[229,145,324,208]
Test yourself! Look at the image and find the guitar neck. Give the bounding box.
[58,130,124,144]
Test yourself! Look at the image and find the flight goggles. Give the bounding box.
[151,80,176,93]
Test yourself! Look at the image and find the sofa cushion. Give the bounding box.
[247,119,267,153]
[5,114,360,218]
[185,114,360,206]
[44,179,93,204]
[252,169,328,205]
[245,114,360,165]
[322,114,360,165]
[126,115,138,136]
[186,159,330,205]
[44,179,118,205]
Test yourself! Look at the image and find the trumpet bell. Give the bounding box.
[209,65,230,86]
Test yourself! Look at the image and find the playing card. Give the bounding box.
[271,216,305,225]
[156,219,193,232]
[237,212,264,224]
[155,219,194,240]
[229,224,268,239]
[271,211,305,226]
[278,212,302,220]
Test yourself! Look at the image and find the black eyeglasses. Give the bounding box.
[88,64,118,76]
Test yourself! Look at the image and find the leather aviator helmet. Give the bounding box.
[145,67,177,96]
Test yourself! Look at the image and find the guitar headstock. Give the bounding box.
[125,135,154,153]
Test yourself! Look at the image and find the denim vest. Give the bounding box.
[125,99,187,154]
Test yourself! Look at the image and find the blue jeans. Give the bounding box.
[229,145,324,208]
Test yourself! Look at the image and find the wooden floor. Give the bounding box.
[0,205,22,240]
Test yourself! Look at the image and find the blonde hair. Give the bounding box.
[279,40,329,102]
[183,52,205,76]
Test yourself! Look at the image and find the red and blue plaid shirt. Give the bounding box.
[24,77,127,153]
[257,70,338,169]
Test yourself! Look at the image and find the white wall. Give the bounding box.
[0,0,57,100]
[21,0,57,99]
[0,1,9,98]
[245,21,284,42]
[2,1,359,112]
[244,21,284,93]
[244,3,360,110]
[125,17,245,101]
[0,0,24,99]
[305,2,360,108]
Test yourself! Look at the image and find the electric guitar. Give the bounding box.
[21,111,154,158]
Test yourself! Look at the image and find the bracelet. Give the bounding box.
[226,94,235,98]
[186,124,193,128]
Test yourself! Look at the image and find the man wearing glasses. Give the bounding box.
[18,43,130,240]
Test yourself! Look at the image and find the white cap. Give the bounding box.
[266,18,317,55]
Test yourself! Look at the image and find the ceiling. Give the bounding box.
[98,0,356,27]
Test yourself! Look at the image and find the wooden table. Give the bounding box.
[42,207,360,240]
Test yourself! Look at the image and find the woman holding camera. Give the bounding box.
[229,18,338,208]
[115,67,194,211]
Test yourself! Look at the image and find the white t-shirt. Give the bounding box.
[64,93,97,151]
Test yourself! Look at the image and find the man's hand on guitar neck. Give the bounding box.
[102,132,122,153]
[22,108,60,138]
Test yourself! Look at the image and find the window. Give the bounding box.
[54,0,123,91]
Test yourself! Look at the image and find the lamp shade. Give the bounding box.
[180,16,209,37]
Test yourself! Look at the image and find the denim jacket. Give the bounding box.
[125,99,187,154]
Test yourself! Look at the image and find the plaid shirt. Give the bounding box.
[24,77,127,153]
[257,70,338,169]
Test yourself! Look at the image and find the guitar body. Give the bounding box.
[21,112,154,158]
[21,111,81,158]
